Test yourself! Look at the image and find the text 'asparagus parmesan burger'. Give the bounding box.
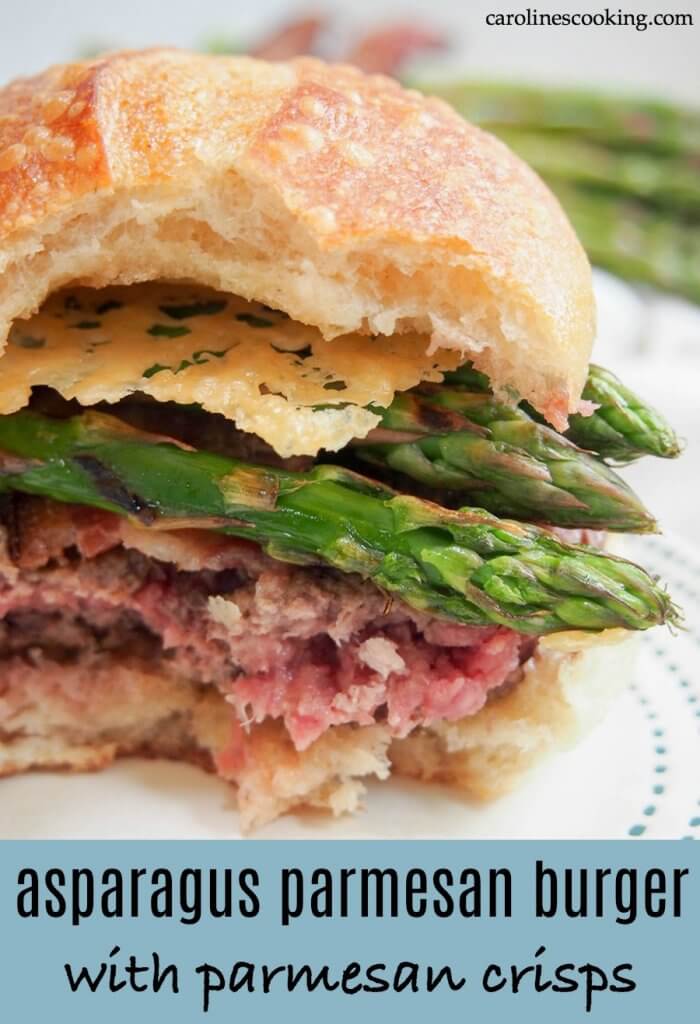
[0,50,681,830]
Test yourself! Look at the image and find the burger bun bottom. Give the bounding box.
[0,628,637,832]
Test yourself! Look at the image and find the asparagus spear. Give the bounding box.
[0,410,677,634]
[494,127,700,216]
[417,80,700,156]
[355,390,655,531]
[563,365,683,464]
[444,363,682,463]
[548,182,700,304]
[415,82,700,297]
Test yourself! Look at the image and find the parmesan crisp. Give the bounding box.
[1,284,458,456]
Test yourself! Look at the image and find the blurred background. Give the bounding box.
[2,0,699,537]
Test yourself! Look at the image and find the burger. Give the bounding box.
[0,51,680,830]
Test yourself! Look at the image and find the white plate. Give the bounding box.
[1,534,698,841]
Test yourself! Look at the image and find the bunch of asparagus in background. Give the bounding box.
[415,81,700,303]
[204,15,700,303]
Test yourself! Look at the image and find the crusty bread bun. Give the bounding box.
[0,626,637,832]
[0,49,594,430]
[0,51,627,836]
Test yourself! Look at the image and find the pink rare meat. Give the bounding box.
[0,498,532,752]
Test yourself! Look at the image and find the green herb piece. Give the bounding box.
[270,343,313,361]
[235,313,275,328]
[171,348,230,374]
[147,324,192,339]
[72,321,102,330]
[143,363,170,379]
[95,300,124,315]
[159,300,228,320]
[141,348,230,380]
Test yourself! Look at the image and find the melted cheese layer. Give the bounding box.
[2,284,458,456]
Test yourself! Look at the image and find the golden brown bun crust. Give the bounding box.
[0,629,636,833]
[0,50,593,426]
